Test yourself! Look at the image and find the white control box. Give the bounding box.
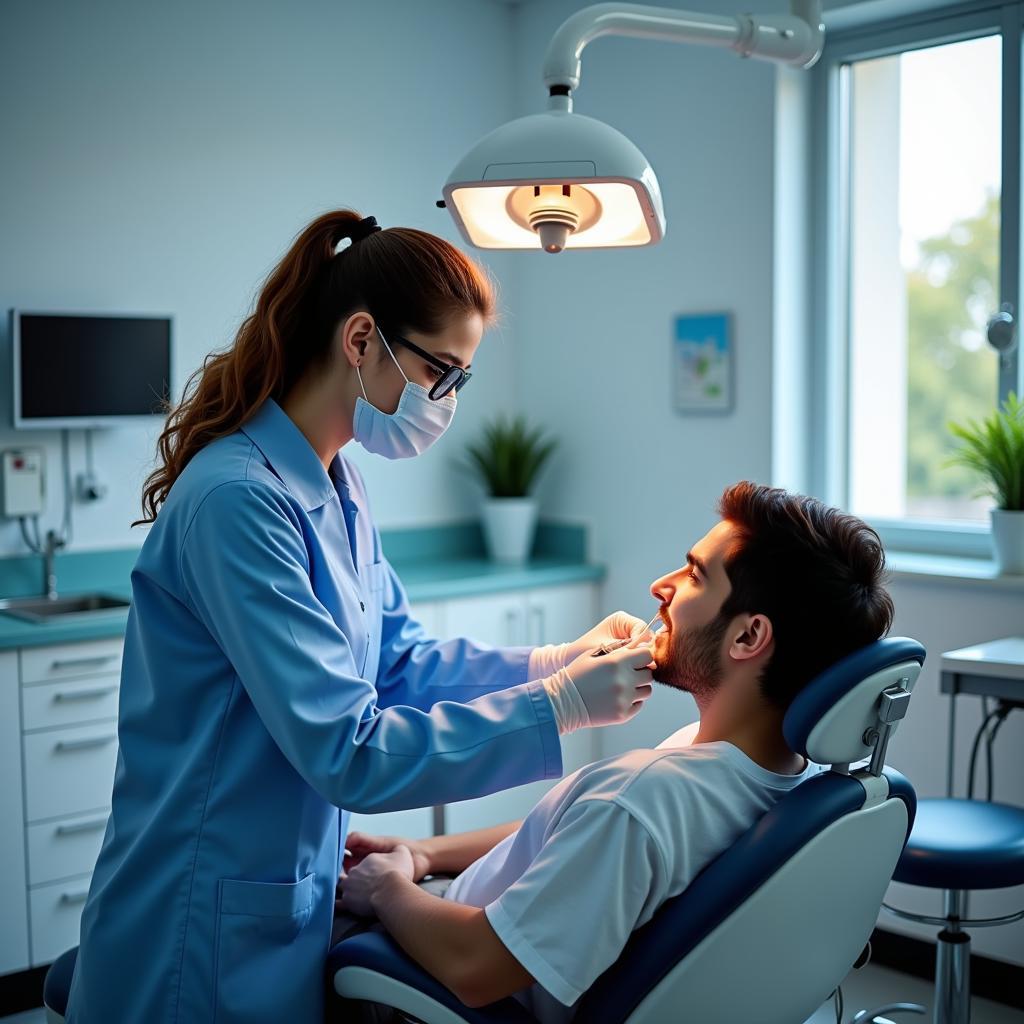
[1,449,45,517]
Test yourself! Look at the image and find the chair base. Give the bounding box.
[934,929,970,1024]
[852,1004,925,1024]
[858,910,973,1024]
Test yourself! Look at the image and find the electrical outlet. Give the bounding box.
[76,472,108,503]
[1,449,45,517]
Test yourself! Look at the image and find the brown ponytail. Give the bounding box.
[134,210,495,526]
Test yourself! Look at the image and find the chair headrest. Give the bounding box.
[783,637,926,765]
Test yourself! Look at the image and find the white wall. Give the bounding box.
[507,0,1024,969]
[510,0,778,754]
[1,0,1021,969]
[0,0,522,552]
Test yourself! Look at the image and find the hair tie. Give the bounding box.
[349,216,382,243]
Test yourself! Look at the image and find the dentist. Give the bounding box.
[65,210,654,1024]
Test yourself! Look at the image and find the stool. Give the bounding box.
[42,945,77,1023]
[862,798,1024,1024]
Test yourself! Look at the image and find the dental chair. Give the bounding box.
[326,636,926,1024]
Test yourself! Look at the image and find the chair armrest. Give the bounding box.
[327,931,538,1024]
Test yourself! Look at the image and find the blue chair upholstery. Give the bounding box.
[867,788,1024,1023]
[893,798,1024,891]
[42,945,77,1021]
[329,637,926,1024]
[326,933,536,1023]
[571,766,916,1024]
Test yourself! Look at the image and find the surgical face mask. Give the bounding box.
[353,327,456,459]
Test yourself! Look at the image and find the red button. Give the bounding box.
[13,458,23,469]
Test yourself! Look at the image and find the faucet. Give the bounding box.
[43,529,66,600]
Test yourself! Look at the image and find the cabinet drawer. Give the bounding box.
[21,638,123,686]
[29,876,91,966]
[21,675,120,733]
[23,723,118,823]
[27,812,109,887]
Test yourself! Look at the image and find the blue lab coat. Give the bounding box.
[65,397,562,1024]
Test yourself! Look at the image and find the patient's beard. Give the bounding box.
[653,613,729,704]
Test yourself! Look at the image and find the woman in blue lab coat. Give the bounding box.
[65,211,655,1024]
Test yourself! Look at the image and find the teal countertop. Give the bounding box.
[0,520,603,650]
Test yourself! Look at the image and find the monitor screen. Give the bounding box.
[13,311,172,427]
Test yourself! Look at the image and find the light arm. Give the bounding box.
[543,0,825,94]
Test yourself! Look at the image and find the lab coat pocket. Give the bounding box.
[214,872,316,1024]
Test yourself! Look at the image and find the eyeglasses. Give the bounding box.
[386,332,473,401]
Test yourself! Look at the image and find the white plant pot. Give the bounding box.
[991,508,1024,574]
[481,497,539,565]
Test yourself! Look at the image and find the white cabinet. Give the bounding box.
[428,582,598,649]
[11,636,122,970]
[410,581,600,834]
[0,580,602,973]
[0,651,29,975]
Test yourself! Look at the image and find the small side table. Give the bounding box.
[940,637,1024,797]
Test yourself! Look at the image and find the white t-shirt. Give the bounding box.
[444,722,824,1022]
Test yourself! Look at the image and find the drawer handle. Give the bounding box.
[54,685,117,702]
[60,889,90,905]
[56,816,108,836]
[50,655,119,671]
[55,735,116,753]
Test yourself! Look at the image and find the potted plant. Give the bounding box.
[464,415,557,564]
[946,391,1024,573]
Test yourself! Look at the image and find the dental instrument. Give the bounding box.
[592,612,663,657]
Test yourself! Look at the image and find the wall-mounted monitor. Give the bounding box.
[11,310,172,429]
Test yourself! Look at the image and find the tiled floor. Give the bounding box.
[3,962,1022,1022]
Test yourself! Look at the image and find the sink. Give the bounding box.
[0,593,131,623]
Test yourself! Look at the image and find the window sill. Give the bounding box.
[886,551,1024,590]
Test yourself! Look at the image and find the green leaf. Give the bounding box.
[945,391,1024,509]
[460,414,559,497]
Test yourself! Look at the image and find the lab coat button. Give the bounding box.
[360,601,365,612]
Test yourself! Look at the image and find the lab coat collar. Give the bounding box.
[241,398,337,512]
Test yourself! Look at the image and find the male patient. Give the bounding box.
[335,482,894,1021]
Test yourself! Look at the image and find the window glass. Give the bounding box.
[847,35,1001,522]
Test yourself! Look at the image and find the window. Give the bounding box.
[813,2,1022,555]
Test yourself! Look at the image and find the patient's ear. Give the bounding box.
[729,614,773,662]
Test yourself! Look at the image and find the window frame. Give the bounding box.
[810,0,1023,558]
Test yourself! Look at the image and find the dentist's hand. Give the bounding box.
[565,611,652,661]
[543,643,654,733]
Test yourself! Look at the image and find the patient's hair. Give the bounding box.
[716,482,894,710]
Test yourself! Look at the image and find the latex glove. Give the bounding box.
[530,611,654,679]
[565,610,655,662]
[343,830,431,883]
[337,845,415,918]
[542,643,654,734]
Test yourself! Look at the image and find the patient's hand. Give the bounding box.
[337,846,415,918]
[344,830,431,882]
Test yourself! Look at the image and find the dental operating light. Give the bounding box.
[441,1,824,253]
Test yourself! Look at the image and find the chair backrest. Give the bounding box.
[574,636,925,1024]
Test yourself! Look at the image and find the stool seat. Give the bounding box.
[893,798,1024,891]
[43,945,78,1017]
